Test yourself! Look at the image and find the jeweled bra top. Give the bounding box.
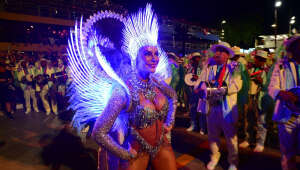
[129,101,168,129]
[127,76,169,129]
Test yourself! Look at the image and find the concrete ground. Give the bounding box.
[0,110,300,170]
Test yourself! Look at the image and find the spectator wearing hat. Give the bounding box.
[231,46,247,65]
[196,42,242,170]
[269,36,300,170]
[239,49,269,152]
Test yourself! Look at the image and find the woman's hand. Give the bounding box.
[128,143,137,159]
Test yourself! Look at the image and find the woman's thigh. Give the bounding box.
[151,145,177,170]
[120,153,150,170]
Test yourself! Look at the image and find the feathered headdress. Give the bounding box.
[123,4,169,80]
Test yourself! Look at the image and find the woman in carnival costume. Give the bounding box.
[67,4,177,170]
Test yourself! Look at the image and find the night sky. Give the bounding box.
[116,0,300,35]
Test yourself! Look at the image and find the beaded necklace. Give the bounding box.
[130,75,156,101]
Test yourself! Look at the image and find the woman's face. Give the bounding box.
[137,46,159,74]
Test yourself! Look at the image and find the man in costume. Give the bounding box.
[239,49,269,152]
[230,47,250,150]
[52,58,68,113]
[186,52,205,132]
[269,35,300,170]
[68,4,177,170]
[17,60,39,114]
[35,59,56,115]
[197,42,242,170]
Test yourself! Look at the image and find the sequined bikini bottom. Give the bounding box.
[130,124,165,158]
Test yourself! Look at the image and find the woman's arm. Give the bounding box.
[153,79,177,127]
[92,85,134,160]
[165,90,177,127]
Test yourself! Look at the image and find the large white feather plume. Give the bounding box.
[67,13,128,133]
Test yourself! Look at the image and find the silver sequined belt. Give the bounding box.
[130,125,165,158]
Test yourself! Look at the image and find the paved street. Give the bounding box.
[0,110,299,170]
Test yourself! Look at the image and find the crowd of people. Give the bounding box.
[166,36,300,170]
[0,50,70,119]
[167,45,275,151]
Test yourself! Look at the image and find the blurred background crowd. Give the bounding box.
[0,50,70,118]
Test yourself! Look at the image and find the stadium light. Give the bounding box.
[275,1,282,8]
